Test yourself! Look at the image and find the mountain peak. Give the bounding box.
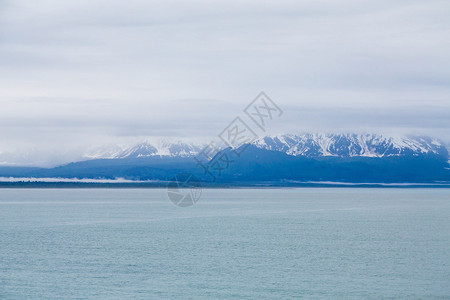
[254,133,448,158]
[85,141,206,159]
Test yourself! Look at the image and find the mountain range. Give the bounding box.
[82,133,448,160]
[0,133,448,185]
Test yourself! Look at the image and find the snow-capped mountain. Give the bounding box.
[83,141,205,159]
[254,134,448,158]
[118,141,204,158]
[82,134,448,160]
[82,144,125,160]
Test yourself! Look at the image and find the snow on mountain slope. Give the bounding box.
[83,140,205,159]
[117,143,158,158]
[254,134,448,158]
[82,134,448,160]
[83,144,125,159]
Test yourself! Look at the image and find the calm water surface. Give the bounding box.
[0,188,449,299]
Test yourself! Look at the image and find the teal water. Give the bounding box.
[0,188,449,299]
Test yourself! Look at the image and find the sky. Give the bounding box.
[0,0,449,165]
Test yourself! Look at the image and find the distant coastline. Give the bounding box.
[0,181,449,188]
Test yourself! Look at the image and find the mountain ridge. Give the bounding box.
[83,133,448,160]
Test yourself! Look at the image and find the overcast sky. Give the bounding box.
[0,0,449,165]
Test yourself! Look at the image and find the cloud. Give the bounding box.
[0,0,449,165]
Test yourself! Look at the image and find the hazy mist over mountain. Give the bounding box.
[0,0,449,166]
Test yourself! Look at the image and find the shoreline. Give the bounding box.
[0,182,449,188]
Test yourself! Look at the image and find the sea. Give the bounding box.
[0,188,449,299]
